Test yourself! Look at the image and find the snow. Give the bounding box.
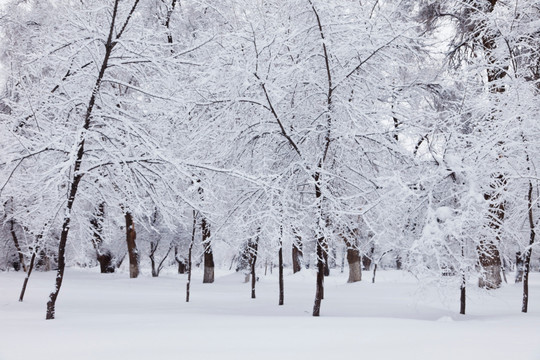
[435,206,454,222]
[1,268,540,360]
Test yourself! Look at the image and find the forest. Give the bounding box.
[0,0,538,331]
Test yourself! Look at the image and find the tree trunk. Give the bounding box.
[478,181,504,289]
[515,252,524,283]
[91,202,115,273]
[372,263,378,284]
[522,181,536,313]
[313,235,325,316]
[308,0,332,317]
[363,244,374,270]
[278,245,284,305]
[460,271,466,315]
[292,231,303,273]
[312,166,327,316]
[346,247,362,283]
[10,220,27,273]
[97,251,115,274]
[45,0,127,319]
[125,211,139,279]
[186,211,196,302]
[177,259,186,274]
[250,237,259,299]
[323,247,330,277]
[19,250,37,302]
[150,244,158,277]
[201,217,214,283]
[395,256,402,270]
[476,1,505,290]
[477,114,505,286]
[175,246,186,274]
[343,235,361,283]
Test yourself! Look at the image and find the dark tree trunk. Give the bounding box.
[164,0,178,46]
[177,259,186,274]
[460,272,466,315]
[395,256,402,270]
[249,237,259,299]
[19,250,37,302]
[362,245,374,271]
[312,166,328,317]
[201,217,214,283]
[372,263,378,284]
[45,0,134,319]
[515,252,524,283]
[308,0,332,317]
[150,242,158,277]
[323,247,330,277]
[153,244,173,278]
[278,243,284,305]
[522,181,536,313]
[97,251,115,274]
[175,246,186,274]
[459,242,466,315]
[10,220,27,272]
[125,211,139,279]
[91,202,115,273]
[186,211,196,302]
[313,234,325,316]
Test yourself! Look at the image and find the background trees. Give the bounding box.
[0,0,538,318]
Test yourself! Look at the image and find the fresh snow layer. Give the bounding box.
[1,268,539,360]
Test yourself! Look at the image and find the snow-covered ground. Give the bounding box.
[1,268,539,360]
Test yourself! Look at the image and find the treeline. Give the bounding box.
[0,0,538,319]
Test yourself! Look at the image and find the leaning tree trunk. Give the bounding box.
[19,250,37,302]
[149,241,158,277]
[125,211,139,279]
[201,217,214,283]
[45,0,137,320]
[522,181,536,313]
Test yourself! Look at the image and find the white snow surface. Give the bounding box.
[1,268,539,360]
